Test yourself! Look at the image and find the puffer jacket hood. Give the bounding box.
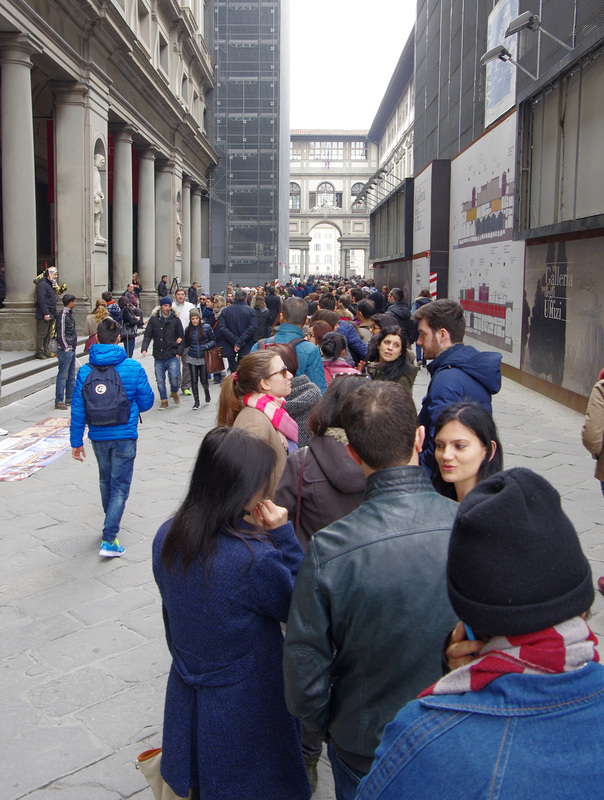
[88,343,128,367]
[150,305,180,319]
[428,342,502,396]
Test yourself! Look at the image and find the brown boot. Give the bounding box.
[159,399,169,410]
[171,392,180,405]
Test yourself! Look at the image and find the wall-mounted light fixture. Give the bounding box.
[480,43,538,81]
[505,11,572,51]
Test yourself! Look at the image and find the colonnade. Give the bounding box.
[0,33,210,348]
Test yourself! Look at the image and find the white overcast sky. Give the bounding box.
[289,0,417,130]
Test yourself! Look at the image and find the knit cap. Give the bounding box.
[160,296,172,305]
[189,307,201,319]
[447,468,594,636]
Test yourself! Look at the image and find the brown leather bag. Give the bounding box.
[204,346,223,374]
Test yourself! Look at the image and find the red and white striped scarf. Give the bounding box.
[419,617,599,698]
[242,393,299,449]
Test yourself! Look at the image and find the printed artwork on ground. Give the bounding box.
[0,417,76,481]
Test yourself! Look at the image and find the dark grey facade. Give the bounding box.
[209,0,289,293]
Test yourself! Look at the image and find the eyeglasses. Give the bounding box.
[265,366,289,379]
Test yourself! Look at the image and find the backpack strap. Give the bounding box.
[257,336,276,350]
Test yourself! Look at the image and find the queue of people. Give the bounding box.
[58,275,602,798]
[142,284,603,800]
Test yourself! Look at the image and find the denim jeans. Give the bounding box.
[91,439,137,542]
[154,356,180,400]
[327,744,368,800]
[55,348,76,403]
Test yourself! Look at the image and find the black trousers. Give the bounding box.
[189,363,210,403]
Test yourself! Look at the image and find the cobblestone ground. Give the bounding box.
[0,357,602,799]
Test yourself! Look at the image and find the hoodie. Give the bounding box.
[418,342,502,475]
[273,432,366,550]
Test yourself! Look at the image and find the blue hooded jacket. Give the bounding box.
[70,344,155,447]
[418,342,502,475]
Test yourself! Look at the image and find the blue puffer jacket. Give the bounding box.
[70,344,155,446]
[418,342,502,475]
[186,323,215,359]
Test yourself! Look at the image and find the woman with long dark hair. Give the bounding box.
[433,401,503,501]
[185,308,215,408]
[365,326,418,392]
[217,350,297,485]
[153,427,311,800]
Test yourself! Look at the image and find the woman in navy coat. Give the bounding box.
[152,427,311,800]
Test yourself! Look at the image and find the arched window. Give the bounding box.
[289,182,300,210]
[317,182,335,207]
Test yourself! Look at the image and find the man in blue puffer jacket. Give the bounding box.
[412,299,502,481]
[70,318,154,557]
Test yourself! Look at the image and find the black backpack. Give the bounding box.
[82,364,132,427]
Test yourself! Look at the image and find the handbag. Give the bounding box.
[204,346,223,374]
[136,748,192,800]
[84,333,97,353]
[48,337,59,355]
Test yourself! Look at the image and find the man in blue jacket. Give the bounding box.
[71,318,154,557]
[357,468,601,800]
[251,296,327,393]
[412,299,501,479]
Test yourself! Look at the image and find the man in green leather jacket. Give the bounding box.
[283,381,458,800]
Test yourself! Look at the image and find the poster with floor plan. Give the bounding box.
[448,112,525,368]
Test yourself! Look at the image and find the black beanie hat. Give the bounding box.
[447,468,594,636]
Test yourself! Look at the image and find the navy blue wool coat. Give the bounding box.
[152,520,311,800]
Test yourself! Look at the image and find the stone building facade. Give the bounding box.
[0,0,217,350]
[288,130,377,279]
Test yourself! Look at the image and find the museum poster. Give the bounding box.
[448,111,525,369]
[522,236,604,397]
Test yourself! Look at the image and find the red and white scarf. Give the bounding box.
[419,617,599,698]
[243,393,298,450]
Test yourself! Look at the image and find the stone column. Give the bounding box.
[200,193,210,291]
[181,179,191,286]
[54,83,88,301]
[191,187,202,286]
[112,127,134,294]
[0,36,39,349]
[155,161,175,288]
[137,147,156,314]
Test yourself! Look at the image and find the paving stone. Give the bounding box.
[38,620,147,672]
[27,665,129,718]
[76,680,165,750]
[18,574,115,619]
[0,612,84,660]
[102,638,171,684]
[2,722,112,800]
[59,742,156,798]
[96,560,156,592]
[0,564,73,602]
[69,587,155,627]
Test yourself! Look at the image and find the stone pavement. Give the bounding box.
[0,355,602,799]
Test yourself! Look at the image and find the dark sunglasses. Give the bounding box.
[265,366,289,379]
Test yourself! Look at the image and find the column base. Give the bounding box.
[0,301,38,351]
[139,290,158,318]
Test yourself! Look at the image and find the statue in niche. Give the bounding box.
[176,199,183,256]
[93,153,107,245]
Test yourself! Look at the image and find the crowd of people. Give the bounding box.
[56,271,604,798]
